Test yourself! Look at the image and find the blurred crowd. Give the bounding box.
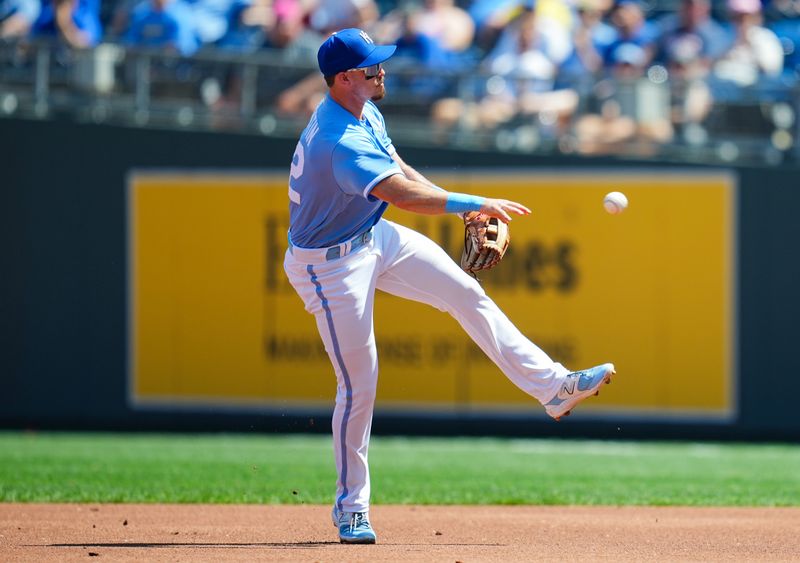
[2,0,799,153]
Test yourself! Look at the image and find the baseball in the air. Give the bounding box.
[603,191,628,215]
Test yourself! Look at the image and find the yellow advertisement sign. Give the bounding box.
[129,171,735,419]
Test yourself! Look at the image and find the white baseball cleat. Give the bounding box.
[332,506,377,544]
[544,363,615,421]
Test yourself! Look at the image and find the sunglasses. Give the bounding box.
[348,63,382,79]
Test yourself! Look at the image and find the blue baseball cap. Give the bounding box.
[317,28,397,76]
[610,42,647,66]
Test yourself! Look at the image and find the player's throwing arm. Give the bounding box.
[371,174,530,223]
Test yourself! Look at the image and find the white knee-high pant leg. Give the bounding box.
[284,245,381,514]
[374,220,569,401]
[284,219,570,514]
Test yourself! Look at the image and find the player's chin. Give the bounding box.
[371,85,386,101]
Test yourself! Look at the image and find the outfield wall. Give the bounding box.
[2,117,799,440]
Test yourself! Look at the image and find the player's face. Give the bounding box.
[348,64,386,101]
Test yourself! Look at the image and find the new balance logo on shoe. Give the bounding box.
[560,377,576,397]
[544,363,616,421]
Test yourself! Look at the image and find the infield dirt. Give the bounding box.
[2,504,799,561]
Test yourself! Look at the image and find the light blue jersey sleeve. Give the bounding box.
[332,133,402,199]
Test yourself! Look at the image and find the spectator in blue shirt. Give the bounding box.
[572,37,673,155]
[393,11,450,68]
[32,0,102,47]
[124,0,198,56]
[216,0,271,51]
[431,6,578,134]
[184,0,236,46]
[768,15,800,77]
[654,0,721,135]
[655,0,730,72]
[559,0,616,81]
[0,0,40,39]
[383,6,453,99]
[603,0,658,69]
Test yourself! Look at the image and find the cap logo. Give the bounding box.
[359,30,374,44]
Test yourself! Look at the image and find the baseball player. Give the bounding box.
[283,28,615,544]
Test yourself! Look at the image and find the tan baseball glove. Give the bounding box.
[460,212,510,275]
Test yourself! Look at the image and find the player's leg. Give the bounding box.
[374,219,569,404]
[284,248,380,525]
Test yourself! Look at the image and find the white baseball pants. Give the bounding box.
[284,219,569,513]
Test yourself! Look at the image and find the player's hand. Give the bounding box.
[479,199,531,223]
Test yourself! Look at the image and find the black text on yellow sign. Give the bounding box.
[129,171,735,419]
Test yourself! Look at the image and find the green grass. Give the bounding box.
[1,432,799,506]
